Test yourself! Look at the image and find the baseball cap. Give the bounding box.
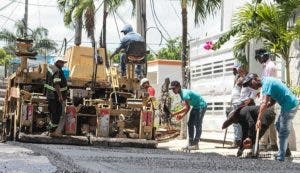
[255,49,269,60]
[121,24,133,34]
[55,56,67,63]
[140,78,149,86]
[242,73,258,85]
[233,61,241,69]
[169,80,181,89]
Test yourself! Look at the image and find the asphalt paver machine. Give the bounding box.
[1,38,155,143]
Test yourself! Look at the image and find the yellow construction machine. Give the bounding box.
[1,38,156,145]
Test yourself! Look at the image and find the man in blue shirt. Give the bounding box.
[110,24,144,77]
[243,73,299,161]
[170,81,207,150]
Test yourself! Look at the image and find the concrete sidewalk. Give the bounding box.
[158,138,300,163]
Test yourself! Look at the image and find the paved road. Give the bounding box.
[9,141,300,173]
[0,142,56,173]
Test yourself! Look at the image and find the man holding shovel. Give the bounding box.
[45,56,68,137]
[242,73,299,161]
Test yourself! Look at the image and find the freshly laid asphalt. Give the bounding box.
[1,139,300,173]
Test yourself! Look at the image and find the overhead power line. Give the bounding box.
[0,1,15,11]
[150,0,171,39]
[9,0,57,7]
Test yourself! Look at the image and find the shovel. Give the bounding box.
[253,128,260,157]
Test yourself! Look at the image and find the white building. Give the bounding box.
[147,59,182,97]
[189,0,300,149]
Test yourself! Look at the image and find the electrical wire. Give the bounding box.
[0,2,19,30]
[169,0,181,23]
[150,0,171,39]
[113,11,121,41]
[37,0,41,27]
[0,1,15,11]
[9,0,57,7]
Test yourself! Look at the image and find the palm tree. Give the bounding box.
[213,1,300,85]
[180,0,222,139]
[0,20,57,63]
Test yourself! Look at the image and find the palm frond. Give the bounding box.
[192,0,222,25]
[34,39,58,53]
[0,29,17,44]
[15,20,26,37]
[57,0,67,12]
[31,27,49,41]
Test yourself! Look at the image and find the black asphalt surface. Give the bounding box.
[11,142,300,173]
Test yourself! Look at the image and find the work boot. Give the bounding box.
[273,148,292,161]
[187,144,199,150]
[285,148,291,157]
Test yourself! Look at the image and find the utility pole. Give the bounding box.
[136,0,146,40]
[24,0,28,37]
[136,0,147,77]
[19,0,29,73]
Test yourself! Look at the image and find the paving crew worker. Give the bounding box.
[255,48,278,151]
[223,105,276,157]
[243,73,299,161]
[170,80,207,150]
[110,24,145,78]
[140,78,155,97]
[45,56,68,137]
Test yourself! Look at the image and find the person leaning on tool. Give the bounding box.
[243,73,299,161]
[169,80,207,150]
[223,105,276,157]
[45,56,68,137]
[140,78,155,97]
[109,24,145,78]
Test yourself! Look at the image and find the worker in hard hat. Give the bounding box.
[109,24,145,78]
[140,78,155,97]
[45,56,68,137]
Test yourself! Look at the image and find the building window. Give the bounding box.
[190,58,235,80]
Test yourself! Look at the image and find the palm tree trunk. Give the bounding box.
[180,0,188,139]
[74,18,82,46]
[100,1,109,68]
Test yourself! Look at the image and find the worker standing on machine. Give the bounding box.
[45,56,68,137]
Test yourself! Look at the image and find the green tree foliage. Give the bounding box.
[0,48,12,65]
[0,20,57,59]
[157,37,182,60]
[213,1,300,85]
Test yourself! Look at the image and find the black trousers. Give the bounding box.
[238,106,275,149]
[48,99,62,124]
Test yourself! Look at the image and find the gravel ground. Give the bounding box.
[11,141,300,173]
